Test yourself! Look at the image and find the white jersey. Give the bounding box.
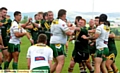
[50,19,69,44]
[9,20,26,44]
[96,24,110,49]
[27,44,53,70]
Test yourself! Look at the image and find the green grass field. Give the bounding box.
[2,37,120,73]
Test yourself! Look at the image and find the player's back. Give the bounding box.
[96,24,110,49]
[28,44,53,70]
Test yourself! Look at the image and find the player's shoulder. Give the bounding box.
[59,19,66,24]
[29,45,35,48]
[46,45,52,49]
[51,19,59,25]
[28,45,37,50]
[12,21,18,25]
[96,24,103,29]
[7,18,12,21]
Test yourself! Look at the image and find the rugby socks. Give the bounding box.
[90,70,94,73]
[4,61,9,69]
[79,64,87,73]
[12,62,18,69]
[68,67,73,73]
[115,69,120,73]
[92,61,94,67]
[108,70,114,73]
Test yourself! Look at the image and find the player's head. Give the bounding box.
[79,19,86,27]
[89,19,95,27]
[34,14,39,21]
[47,11,54,21]
[14,11,22,22]
[0,7,7,18]
[57,9,66,20]
[75,16,82,25]
[94,16,99,26]
[43,12,48,20]
[38,11,43,20]
[99,14,107,24]
[37,34,47,44]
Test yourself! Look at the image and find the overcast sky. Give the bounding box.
[0,0,120,13]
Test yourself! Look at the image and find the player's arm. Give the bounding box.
[25,31,34,45]
[27,47,31,69]
[31,22,41,28]
[0,22,4,26]
[0,29,3,45]
[21,28,34,44]
[14,27,26,38]
[81,27,101,40]
[88,29,95,33]
[60,23,76,36]
[14,31,26,38]
[0,30,4,49]
[0,35,3,45]
[109,32,115,38]
[25,24,33,29]
[21,18,32,28]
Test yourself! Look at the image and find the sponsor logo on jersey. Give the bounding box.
[35,56,45,61]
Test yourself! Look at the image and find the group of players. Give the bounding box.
[0,7,119,73]
[68,16,119,73]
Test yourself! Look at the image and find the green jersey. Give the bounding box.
[74,27,89,53]
[30,20,44,44]
[41,20,52,40]
[0,18,12,38]
[88,26,96,54]
[88,26,96,37]
[108,31,117,55]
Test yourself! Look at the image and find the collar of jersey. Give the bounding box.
[14,20,19,24]
[35,43,46,47]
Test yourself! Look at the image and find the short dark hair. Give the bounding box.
[37,34,47,43]
[104,21,110,26]
[99,14,107,22]
[14,11,21,17]
[47,11,53,14]
[57,9,66,19]
[0,7,7,11]
[34,14,38,17]
[75,16,82,20]
[75,16,82,24]
[95,16,99,19]
[43,12,48,19]
[38,12,43,15]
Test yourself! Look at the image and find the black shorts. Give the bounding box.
[73,52,89,63]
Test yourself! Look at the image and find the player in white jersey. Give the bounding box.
[50,9,77,73]
[4,11,33,70]
[27,34,53,73]
[82,14,110,73]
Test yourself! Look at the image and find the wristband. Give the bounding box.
[29,38,33,41]
[38,24,41,28]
